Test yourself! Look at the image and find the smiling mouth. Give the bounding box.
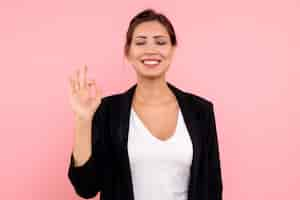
[141,60,161,67]
[140,58,162,67]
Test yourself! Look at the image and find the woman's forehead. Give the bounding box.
[133,22,169,36]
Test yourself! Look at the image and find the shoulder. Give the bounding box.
[183,92,217,129]
[184,90,214,112]
[92,93,120,118]
[100,93,123,108]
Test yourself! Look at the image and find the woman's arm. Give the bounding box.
[68,98,109,199]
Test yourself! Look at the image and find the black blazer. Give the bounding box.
[68,81,223,200]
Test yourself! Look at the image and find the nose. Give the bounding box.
[144,43,159,53]
[145,42,157,52]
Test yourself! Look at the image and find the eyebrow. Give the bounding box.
[135,35,167,39]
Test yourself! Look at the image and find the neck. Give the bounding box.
[134,78,174,105]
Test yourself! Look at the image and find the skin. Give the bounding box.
[125,20,179,141]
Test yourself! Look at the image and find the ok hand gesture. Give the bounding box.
[68,65,102,122]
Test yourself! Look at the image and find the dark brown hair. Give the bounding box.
[124,8,177,57]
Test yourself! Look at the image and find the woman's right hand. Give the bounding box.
[68,65,102,123]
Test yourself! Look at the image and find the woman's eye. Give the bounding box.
[134,41,166,46]
[157,41,166,45]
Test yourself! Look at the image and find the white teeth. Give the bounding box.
[143,60,160,65]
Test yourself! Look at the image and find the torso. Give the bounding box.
[132,95,179,141]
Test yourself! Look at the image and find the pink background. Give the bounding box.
[0,0,299,199]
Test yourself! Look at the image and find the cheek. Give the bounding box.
[160,47,173,58]
[129,50,142,61]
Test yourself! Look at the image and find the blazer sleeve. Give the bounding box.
[67,98,109,199]
[206,102,223,200]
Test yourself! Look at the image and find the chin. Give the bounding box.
[139,69,168,79]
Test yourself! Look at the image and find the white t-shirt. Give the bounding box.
[128,107,193,200]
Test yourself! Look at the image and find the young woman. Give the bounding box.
[68,8,223,200]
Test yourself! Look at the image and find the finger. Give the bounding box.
[83,65,88,88]
[70,72,78,92]
[87,79,96,97]
[68,75,76,93]
[76,69,80,90]
[87,79,95,87]
[79,65,85,89]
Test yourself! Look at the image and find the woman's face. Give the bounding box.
[125,21,176,80]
